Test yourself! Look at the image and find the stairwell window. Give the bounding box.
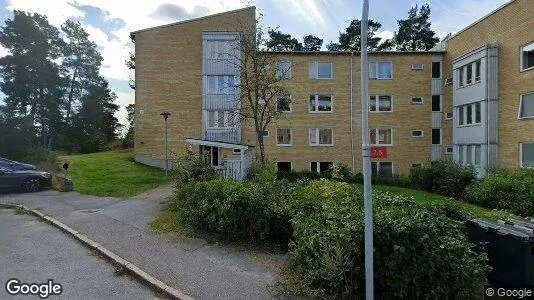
[432,95,441,112]
[370,95,392,112]
[519,92,534,119]
[370,128,392,146]
[309,95,333,112]
[207,75,236,94]
[369,61,393,79]
[276,128,292,146]
[309,128,333,146]
[207,111,233,129]
[521,42,534,71]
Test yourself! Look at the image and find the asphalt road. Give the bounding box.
[0,208,169,300]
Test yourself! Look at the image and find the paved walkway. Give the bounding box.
[0,185,287,299]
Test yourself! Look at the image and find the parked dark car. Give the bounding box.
[0,167,52,192]
[0,157,36,171]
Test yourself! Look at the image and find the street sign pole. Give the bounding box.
[361,0,374,299]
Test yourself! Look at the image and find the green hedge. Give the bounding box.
[409,160,476,198]
[467,169,534,217]
[289,180,488,299]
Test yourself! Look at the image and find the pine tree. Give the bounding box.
[393,4,439,51]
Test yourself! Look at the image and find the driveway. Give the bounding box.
[0,186,286,299]
[0,208,168,299]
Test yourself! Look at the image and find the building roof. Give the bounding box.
[130,6,256,37]
[447,0,516,42]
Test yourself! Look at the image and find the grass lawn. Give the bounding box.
[373,185,514,219]
[59,151,170,198]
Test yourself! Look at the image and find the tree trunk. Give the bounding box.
[66,65,79,123]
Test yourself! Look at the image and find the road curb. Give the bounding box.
[0,203,193,300]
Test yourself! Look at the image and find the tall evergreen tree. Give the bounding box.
[61,20,103,123]
[0,11,65,149]
[393,4,439,51]
[266,30,303,51]
[302,35,323,51]
[327,19,392,51]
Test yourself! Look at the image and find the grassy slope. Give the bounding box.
[60,151,169,198]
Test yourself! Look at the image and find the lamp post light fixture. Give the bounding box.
[160,112,171,177]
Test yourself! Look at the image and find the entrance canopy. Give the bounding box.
[185,138,253,150]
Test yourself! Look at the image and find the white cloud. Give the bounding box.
[375,29,394,41]
[6,0,84,27]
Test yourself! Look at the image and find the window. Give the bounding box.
[207,111,232,129]
[206,41,233,59]
[474,145,481,166]
[432,61,441,78]
[311,162,333,174]
[277,61,292,79]
[466,63,472,85]
[200,146,221,167]
[521,143,534,167]
[371,162,393,177]
[277,162,292,172]
[262,130,269,137]
[412,63,424,70]
[521,42,534,71]
[475,60,481,82]
[309,62,333,79]
[519,92,534,119]
[458,67,464,87]
[411,97,423,104]
[206,75,236,94]
[369,61,393,79]
[276,128,292,146]
[309,95,333,112]
[445,112,453,120]
[475,102,481,123]
[432,129,441,145]
[466,145,473,164]
[370,95,392,112]
[459,106,465,125]
[411,130,423,137]
[444,77,453,86]
[310,128,334,146]
[412,164,422,168]
[466,105,473,124]
[370,128,392,146]
[458,145,464,163]
[432,95,441,112]
[277,95,291,112]
[232,149,241,155]
[445,147,453,154]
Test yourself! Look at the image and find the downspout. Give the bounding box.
[350,51,355,171]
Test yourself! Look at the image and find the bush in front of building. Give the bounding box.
[288,180,488,299]
[409,160,476,198]
[466,168,534,217]
[172,149,218,187]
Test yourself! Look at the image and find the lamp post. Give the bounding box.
[160,112,171,177]
[361,0,374,299]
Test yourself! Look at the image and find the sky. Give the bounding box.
[0,0,510,130]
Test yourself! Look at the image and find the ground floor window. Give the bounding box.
[277,161,292,172]
[521,143,534,168]
[457,144,482,166]
[310,162,333,174]
[371,161,393,177]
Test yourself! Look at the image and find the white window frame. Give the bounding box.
[277,95,292,113]
[520,42,534,72]
[457,102,482,127]
[445,147,453,155]
[411,63,424,71]
[518,92,534,120]
[232,149,241,155]
[458,144,482,166]
[445,112,453,120]
[276,128,292,146]
[520,142,534,168]
[262,130,269,137]
[309,62,333,79]
[310,161,333,173]
[369,61,393,79]
[206,110,233,129]
[411,130,424,138]
[411,97,424,105]
[370,128,393,146]
[206,75,236,95]
[309,94,333,113]
[309,128,334,146]
[371,161,394,176]
[369,95,393,112]
[277,61,292,79]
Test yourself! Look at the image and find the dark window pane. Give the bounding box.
[432,62,441,78]
[475,102,481,123]
[432,129,441,145]
[277,162,292,172]
[319,162,333,174]
[379,162,393,177]
[432,95,441,112]
[311,162,318,172]
[466,105,473,124]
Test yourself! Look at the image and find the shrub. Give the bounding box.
[330,163,352,182]
[289,180,488,299]
[172,178,296,244]
[172,150,217,187]
[409,160,476,198]
[246,161,277,183]
[277,170,323,182]
[467,168,534,217]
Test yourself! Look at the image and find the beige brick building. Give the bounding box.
[131,1,534,179]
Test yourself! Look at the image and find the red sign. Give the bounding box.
[371,147,388,159]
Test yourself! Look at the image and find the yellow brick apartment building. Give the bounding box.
[131,0,534,180]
